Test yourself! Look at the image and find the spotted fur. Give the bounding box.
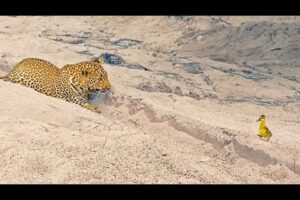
[0,58,111,111]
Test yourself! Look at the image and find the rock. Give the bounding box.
[199,156,210,162]
[99,53,125,65]
[110,38,142,48]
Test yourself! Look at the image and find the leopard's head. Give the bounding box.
[66,59,111,99]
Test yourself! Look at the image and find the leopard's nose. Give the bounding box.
[102,87,110,92]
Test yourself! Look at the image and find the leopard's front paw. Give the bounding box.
[81,103,99,112]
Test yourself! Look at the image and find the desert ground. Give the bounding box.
[0,16,300,183]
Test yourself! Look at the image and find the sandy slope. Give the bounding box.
[0,16,300,183]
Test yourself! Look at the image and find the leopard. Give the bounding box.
[0,58,111,112]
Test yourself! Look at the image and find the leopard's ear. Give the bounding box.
[96,58,104,65]
[81,68,92,76]
[91,56,104,65]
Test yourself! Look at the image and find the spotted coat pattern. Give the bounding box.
[0,58,111,111]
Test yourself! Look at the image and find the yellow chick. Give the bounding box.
[256,114,272,142]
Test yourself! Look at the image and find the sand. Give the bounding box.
[0,16,299,183]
